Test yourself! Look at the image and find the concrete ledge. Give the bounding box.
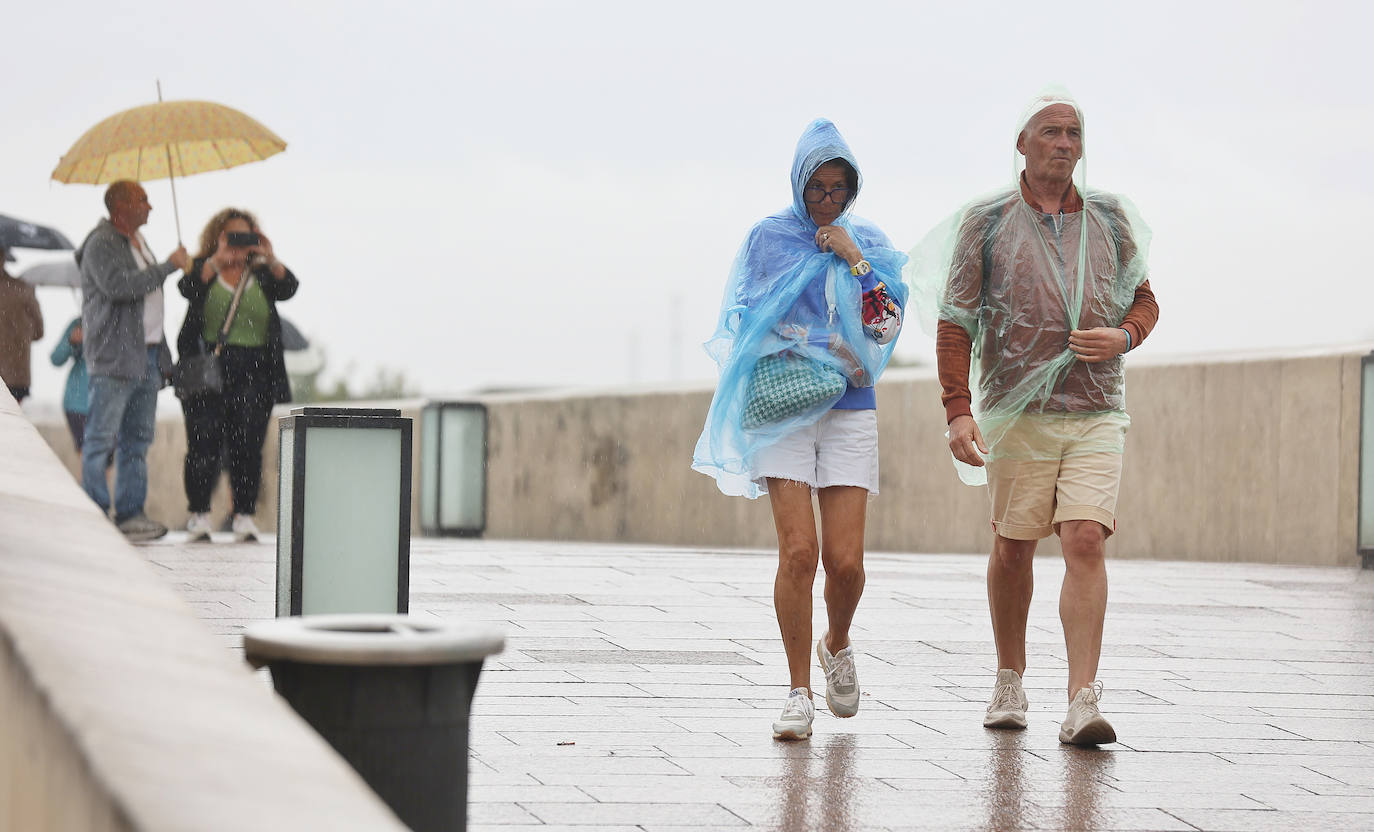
[0,389,405,830]
[29,345,1372,566]
[475,345,1372,567]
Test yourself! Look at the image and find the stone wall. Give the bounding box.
[478,346,1369,567]
[2,388,405,831]
[32,345,1371,567]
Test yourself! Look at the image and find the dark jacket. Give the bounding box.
[176,259,299,403]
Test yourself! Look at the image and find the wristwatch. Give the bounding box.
[850,259,872,277]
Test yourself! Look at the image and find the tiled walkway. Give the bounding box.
[144,537,1374,831]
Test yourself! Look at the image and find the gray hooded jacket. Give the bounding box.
[76,219,177,380]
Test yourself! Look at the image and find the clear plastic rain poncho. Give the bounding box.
[904,88,1152,485]
[693,119,909,498]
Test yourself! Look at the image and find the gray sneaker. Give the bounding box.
[984,668,1029,729]
[772,687,815,741]
[117,514,167,542]
[816,636,860,717]
[1059,681,1116,746]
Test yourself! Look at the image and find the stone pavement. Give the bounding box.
[142,535,1374,831]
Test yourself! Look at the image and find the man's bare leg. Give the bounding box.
[989,534,1038,674]
[1058,519,1108,700]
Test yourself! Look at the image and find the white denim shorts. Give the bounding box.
[751,409,879,494]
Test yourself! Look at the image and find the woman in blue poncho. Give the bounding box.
[693,119,908,740]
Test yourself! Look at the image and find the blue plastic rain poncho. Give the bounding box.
[905,88,1152,485]
[693,119,909,498]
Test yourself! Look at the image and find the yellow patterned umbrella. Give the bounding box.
[52,99,285,184]
[52,96,286,241]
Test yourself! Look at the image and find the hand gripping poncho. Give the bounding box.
[904,88,1153,485]
[693,119,909,498]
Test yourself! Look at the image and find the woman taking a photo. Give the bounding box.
[177,209,298,542]
[693,119,907,740]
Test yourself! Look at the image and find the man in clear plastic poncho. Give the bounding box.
[694,119,907,740]
[906,88,1158,745]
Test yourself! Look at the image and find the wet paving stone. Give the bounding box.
[141,535,1374,831]
[524,649,763,666]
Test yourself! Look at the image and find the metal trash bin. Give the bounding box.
[244,615,504,832]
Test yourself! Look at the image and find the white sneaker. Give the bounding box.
[816,636,860,717]
[186,512,212,542]
[1059,681,1116,746]
[231,514,259,543]
[984,668,1029,729]
[771,687,815,741]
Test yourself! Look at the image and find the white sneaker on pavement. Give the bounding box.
[816,636,860,717]
[186,512,212,542]
[984,668,1029,729]
[231,514,259,543]
[771,687,815,741]
[117,513,167,543]
[1059,681,1116,746]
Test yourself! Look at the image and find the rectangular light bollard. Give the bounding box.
[277,407,413,615]
[420,401,487,537]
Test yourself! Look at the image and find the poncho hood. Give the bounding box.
[789,118,862,227]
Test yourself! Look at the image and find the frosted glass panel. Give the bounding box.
[420,407,439,530]
[440,407,486,529]
[276,424,294,617]
[301,427,402,613]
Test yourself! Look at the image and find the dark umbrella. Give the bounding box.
[19,257,81,288]
[280,317,309,351]
[279,317,322,377]
[0,214,74,253]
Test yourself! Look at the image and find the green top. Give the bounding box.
[202,276,271,348]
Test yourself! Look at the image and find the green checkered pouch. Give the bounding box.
[741,352,847,430]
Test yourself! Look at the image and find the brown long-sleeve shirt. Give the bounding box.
[935,181,1159,424]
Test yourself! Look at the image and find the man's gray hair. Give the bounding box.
[104,180,141,214]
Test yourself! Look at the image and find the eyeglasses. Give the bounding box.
[803,185,852,205]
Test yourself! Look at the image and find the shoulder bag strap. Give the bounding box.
[211,267,252,357]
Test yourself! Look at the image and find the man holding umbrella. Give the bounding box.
[0,247,44,403]
[76,180,189,541]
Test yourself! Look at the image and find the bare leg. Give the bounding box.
[816,486,868,654]
[988,534,1038,675]
[1059,519,1108,700]
[768,479,820,693]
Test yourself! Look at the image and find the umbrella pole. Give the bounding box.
[163,144,183,245]
[156,80,184,245]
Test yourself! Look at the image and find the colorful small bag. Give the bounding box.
[741,352,847,429]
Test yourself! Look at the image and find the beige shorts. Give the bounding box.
[985,412,1128,540]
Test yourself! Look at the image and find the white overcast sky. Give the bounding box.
[3,0,1370,412]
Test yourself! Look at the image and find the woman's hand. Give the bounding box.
[207,234,237,280]
[251,232,287,279]
[815,225,863,268]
